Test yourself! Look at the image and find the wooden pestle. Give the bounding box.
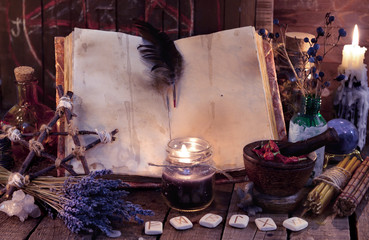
[279,127,340,157]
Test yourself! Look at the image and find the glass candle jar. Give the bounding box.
[161,137,215,212]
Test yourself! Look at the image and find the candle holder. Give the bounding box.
[161,137,215,212]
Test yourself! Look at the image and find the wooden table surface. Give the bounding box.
[1,182,369,240]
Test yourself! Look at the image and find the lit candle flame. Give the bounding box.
[177,144,191,163]
[352,24,359,46]
[179,144,190,157]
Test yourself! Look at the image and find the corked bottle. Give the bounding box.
[3,66,56,170]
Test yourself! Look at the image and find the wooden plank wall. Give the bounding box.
[274,0,369,121]
[0,0,272,111]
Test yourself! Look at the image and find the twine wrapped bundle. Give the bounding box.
[334,157,369,216]
[304,155,361,214]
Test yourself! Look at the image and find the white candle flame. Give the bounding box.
[352,24,359,46]
[179,144,190,157]
[178,144,191,163]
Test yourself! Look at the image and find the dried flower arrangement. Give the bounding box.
[259,13,347,98]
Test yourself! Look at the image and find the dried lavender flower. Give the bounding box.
[57,170,154,236]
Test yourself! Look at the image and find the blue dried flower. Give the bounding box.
[309,57,315,63]
[317,27,325,36]
[314,44,320,50]
[324,81,331,87]
[307,47,315,56]
[304,37,309,43]
[336,74,346,81]
[339,28,347,37]
[316,55,323,61]
[268,32,274,38]
[311,66,317,73]
[319,71,325,77]
[258,29,266,36]
[273,19,280,25]
[329,16,335,23]
[275,32,280,38]
[311,38,316,43]
[313,73,319,79]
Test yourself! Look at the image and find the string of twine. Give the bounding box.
[7,127,22,142]
[67,123,79,136]
[56,96,73,115]
[314,166,351,192]
[73,146,86,157]
[0,126,22,142]
[55,158,62,168]
[39,124,52,135]
[7,172,30,189]
[95,129,113,144]
[148,162,233,180]
[29,139,45,156]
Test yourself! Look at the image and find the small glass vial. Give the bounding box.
[3,66,56,170]
[161,137,215,212]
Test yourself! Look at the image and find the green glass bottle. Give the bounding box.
[288,95,327,184]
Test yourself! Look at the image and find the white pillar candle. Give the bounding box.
[335,24,369,150]
[339,25,367,86]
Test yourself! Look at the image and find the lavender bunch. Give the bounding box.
[58,170,154,236]
[0,167,153,237]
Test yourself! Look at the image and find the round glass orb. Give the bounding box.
[326,119,359,154]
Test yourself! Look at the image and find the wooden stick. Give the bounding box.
[21,130,102,137]
[307,155,360,215]
[59,87,90,175]
[5,87,67,198]
[8,136,77,176]
[30,129,119,179]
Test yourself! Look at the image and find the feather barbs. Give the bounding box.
[134,20,183,108]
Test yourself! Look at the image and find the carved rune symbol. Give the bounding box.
[259,219,274,227]
[292,218,302,225]
[234,215,244,223]
[205,214,220,222]
[175,216,188,224]
[148,221,161,229]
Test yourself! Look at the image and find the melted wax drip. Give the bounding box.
[334,72,369,150]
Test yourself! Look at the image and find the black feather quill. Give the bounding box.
[134,20,183,107]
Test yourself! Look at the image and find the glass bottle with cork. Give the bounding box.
[3,66,56,170]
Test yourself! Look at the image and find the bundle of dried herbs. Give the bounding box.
[334,157,369,216]
[304,155,360,214]
[0,167,153,237]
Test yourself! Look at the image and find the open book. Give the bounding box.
[63,27,281,177]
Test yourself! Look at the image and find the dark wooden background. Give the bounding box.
[0,0,368,123]
[0,0,272,111]
[274,0,369,120]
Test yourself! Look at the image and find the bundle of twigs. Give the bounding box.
[304,155,361,214]
[334,157,369,216]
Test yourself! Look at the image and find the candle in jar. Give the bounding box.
[162,167,214,211]
[161,137,215,212]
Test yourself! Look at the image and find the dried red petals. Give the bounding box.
[252,140,306,164]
